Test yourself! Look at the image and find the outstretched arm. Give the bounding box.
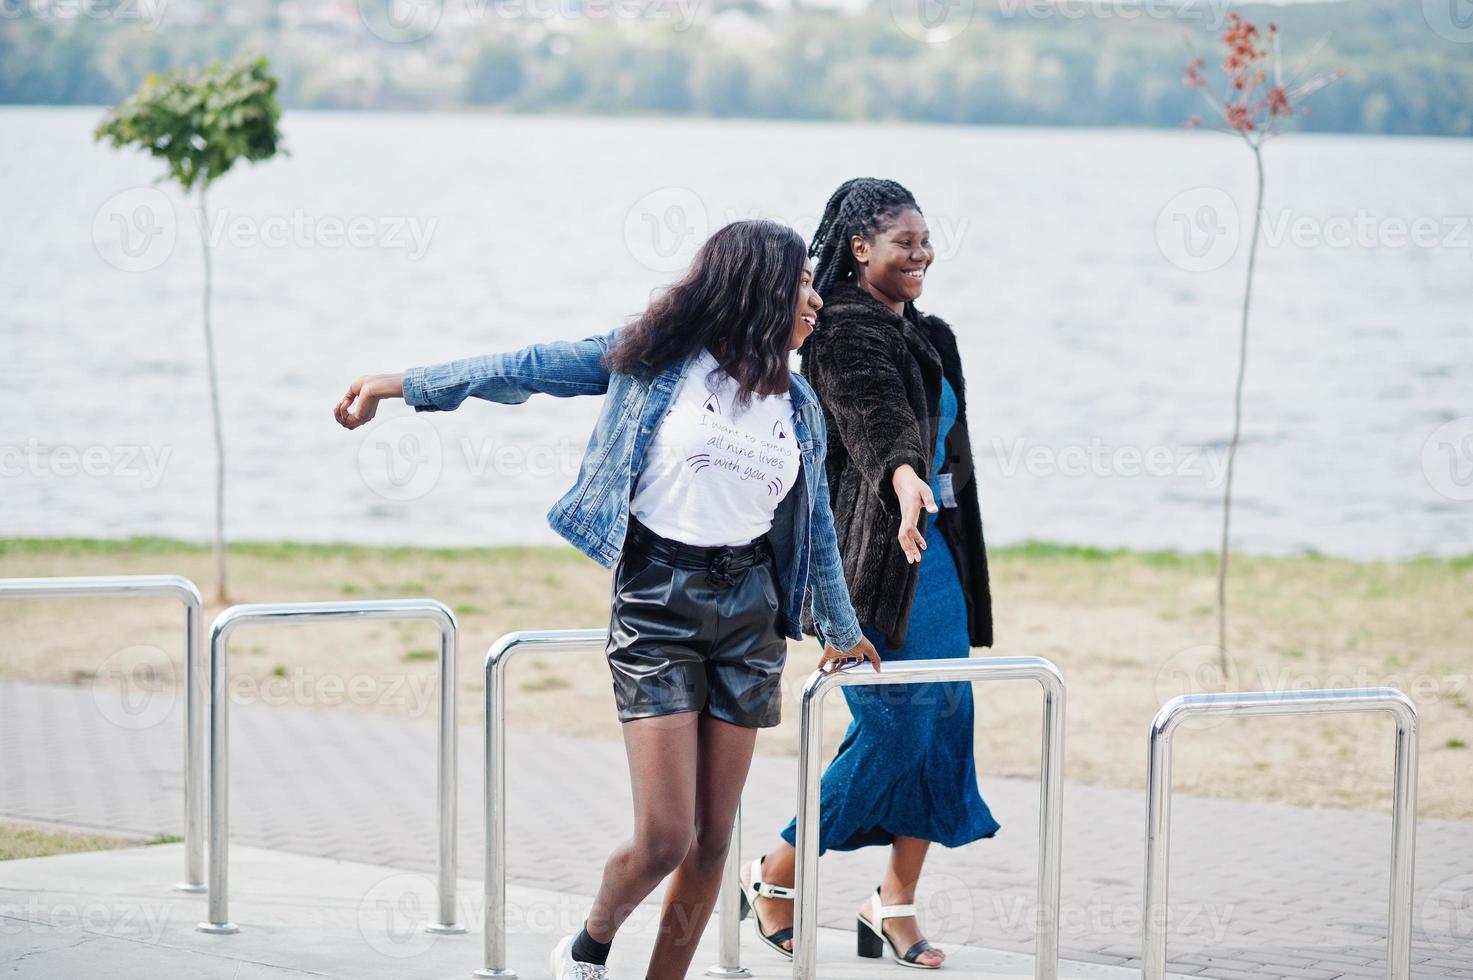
[808,328,937,564]
[334,328,620,429]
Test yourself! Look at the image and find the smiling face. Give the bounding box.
[789,256,823,350]
[850,207,934,314]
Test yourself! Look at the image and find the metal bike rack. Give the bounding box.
[476,628,752,980]
[791,656,1066,980]
[198,599,462,935]
[1143,688,1418,980]
[0,574,207,893]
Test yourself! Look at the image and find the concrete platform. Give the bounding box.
[0,843,1199,979]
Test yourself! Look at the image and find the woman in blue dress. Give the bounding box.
[738,179,998,970]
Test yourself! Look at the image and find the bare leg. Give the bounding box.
[583,712,700,945]
[645,714,758,980]
[858,835,945,967]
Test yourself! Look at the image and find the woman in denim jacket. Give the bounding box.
[334,219,880,980]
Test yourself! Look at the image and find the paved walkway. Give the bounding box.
[0,842,1200,980]
[1,679,1470,979]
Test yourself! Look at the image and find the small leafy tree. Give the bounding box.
[1182,18,1339,667]
[95,56,284,603]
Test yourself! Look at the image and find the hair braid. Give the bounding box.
[808,177,921,298]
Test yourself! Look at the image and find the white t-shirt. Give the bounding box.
[629,348,801,547]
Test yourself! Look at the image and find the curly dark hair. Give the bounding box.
[606,219,806,408]
[807,178,922,298]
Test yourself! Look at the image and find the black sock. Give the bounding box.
[571,922,612,966]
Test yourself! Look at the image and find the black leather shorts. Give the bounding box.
[605,517,788,729]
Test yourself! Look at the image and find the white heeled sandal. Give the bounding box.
[736,854,796,960]
[856,886,942,969]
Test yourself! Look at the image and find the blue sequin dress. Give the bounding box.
[779,377,1000,853]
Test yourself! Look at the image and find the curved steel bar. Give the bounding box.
[0,574,206,893]
[477,629,609,980]
[198,599,461,935]
[1142,688,1418,980]
[792,656,1066,980]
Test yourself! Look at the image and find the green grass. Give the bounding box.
[5,535,1471,577]
[403,649,436,662]
[0,537,586,565]
[0,821,144,861]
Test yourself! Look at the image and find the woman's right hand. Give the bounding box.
[892,463,938,564]
[334,373,405,430]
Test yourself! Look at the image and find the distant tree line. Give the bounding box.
[3,0,1470,136]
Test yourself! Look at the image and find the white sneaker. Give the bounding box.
[550,933,611,980]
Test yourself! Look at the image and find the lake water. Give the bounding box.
[3,107,1470,558]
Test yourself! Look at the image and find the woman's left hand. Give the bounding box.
[817,636,882,674]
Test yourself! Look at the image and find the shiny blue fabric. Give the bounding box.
[780,377,1000,853]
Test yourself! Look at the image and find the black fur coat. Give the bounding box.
[798,282,994,649]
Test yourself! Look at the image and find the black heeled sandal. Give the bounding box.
[737,853,796,960]
[856,886,942,969]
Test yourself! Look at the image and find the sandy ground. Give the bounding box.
[1,540,1469,820]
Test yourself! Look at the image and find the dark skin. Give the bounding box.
[335,257,882,978]
[741,208,948,968]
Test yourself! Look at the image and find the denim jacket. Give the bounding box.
[400,329,864,651]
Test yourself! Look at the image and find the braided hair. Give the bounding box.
[808,178,922,299]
